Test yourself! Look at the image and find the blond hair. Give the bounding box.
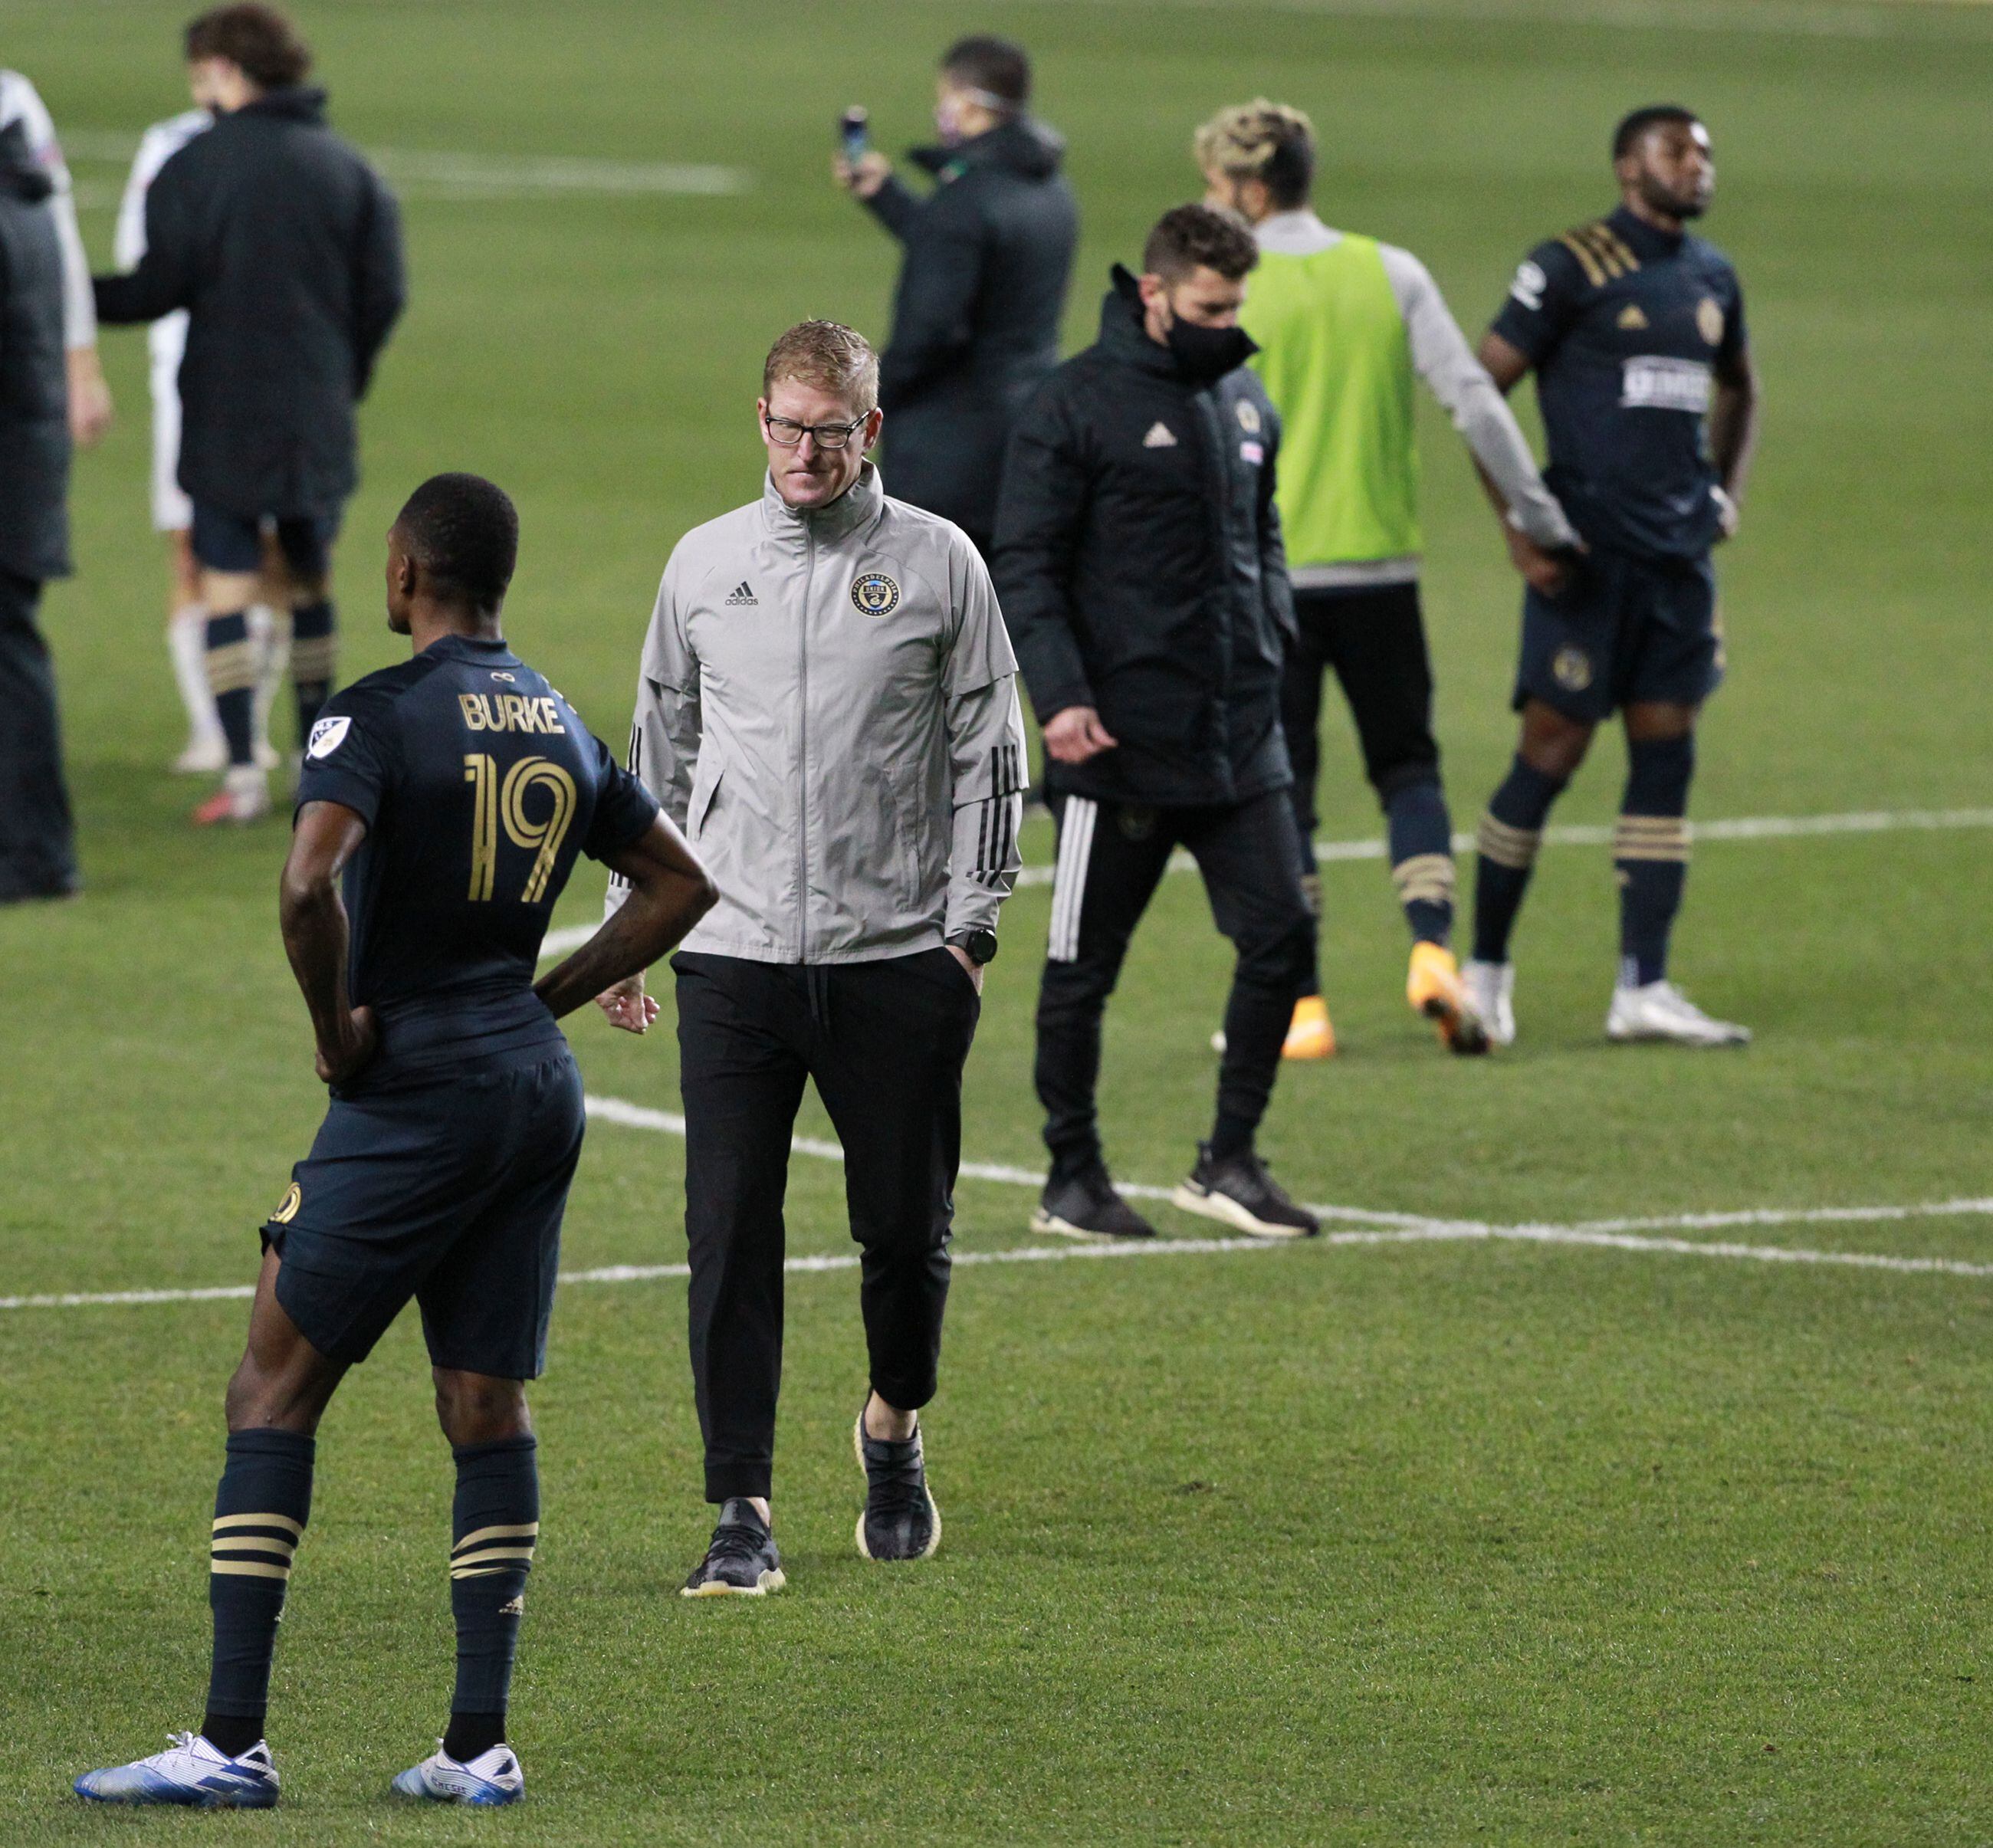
[761,320,879,415]
[1194,99,1316,210]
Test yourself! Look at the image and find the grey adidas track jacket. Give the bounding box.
[609,464,1028,963]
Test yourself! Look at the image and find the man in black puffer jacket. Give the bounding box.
[0,117,77,903]
[994,203,1317,1244]
[95,5,404,826]
[839,35,1077,557]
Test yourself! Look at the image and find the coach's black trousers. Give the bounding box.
[675,947,980,1504]
[1035,789,1312,1177]
[0,569,77,904]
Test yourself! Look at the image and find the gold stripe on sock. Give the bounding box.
[450,1545,537,1574]
[212,1537,296,1562]
[289,639,337,682]
[210,1559,291,1580]
[452,1521,540,1554]
[1476,813,1541,871]
[1391,852,1456,908]
[205,642,258,695]
[214,1512,304,1536]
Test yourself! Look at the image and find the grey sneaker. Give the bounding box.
[853,1410,941,1561]
[681,1498,785,1597]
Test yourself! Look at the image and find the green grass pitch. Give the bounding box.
[3,1,1991,1840]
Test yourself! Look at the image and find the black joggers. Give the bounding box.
[0,569,77,903]
[674,947,981,1504]
[1035,787,1312,1177]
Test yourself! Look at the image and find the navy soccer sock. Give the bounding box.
[289,600,337,742]
[445,1436,539,1761]
[203,1428,315,1754]
[1473,756,1568,965]
[203,610,258,770]
[1384,776,1456,947]
[1614,733,1695,987]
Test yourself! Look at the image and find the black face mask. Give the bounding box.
[1165,314,1254,383]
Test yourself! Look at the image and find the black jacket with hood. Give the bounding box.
[863,117,1078,547]
[993,266,1297,809]
[0,118,70,583]
[94,86,405,520]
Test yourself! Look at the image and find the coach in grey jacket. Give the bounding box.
[601,320,1026,1590]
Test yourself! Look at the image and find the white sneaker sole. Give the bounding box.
[680,1567,785,1598]
[852,1413,941,1561]
[1170,1183,1316,1240]
[1607,1021,1751,1047]
[1029,1207,1120,1242]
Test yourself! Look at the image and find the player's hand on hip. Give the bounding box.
[834,152,891,199]
[596,973,658,1035]
[1711,485,1741,541]
[315,1005,377,1087]
[1505,527,1573,596]
[1042,705,1118,765]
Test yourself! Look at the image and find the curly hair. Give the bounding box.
[762,320,879,414]
[1141,203,1260,284]
[1194,99,1316,211]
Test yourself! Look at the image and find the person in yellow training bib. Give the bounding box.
[1196,100,1581,1058]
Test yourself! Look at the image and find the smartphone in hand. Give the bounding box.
[840,107,870,163]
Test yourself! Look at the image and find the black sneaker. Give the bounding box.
[681,1498,786,1597]
[1029,1164,1157,1240]
[1171,1143,1319,1239]
[852,1410,941,1561]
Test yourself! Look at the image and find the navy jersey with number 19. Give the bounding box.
[295,632,659,1086]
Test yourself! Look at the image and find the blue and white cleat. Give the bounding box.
[391,1741,524,1806]
[74,1732,279,1808]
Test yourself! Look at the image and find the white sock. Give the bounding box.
[248,603,288,760]
[168,605,221,743]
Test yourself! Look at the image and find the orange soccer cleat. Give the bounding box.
[1281,993,1336,1061]
[1407,942,1489,1055]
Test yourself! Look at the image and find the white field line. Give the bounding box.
[535,806,1993,959]
[61,134,749,198]
[10,1111,1985,1314]
[997,0,1993,41]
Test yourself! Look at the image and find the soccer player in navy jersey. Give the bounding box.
[1463,106,1760,1047]
[75,474,715,1810]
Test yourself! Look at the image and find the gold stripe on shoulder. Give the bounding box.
[1571,222,1626,281]
[1595,223,1641,272]
[1558,231,1605,288]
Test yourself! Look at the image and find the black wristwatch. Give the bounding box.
[951,928,999,967]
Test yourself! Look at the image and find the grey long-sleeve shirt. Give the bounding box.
[1257,210,1578,583]
[608,463,1028,963]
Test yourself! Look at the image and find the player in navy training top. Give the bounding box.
[75,474,715,1813]
[1460,105,1761,1050]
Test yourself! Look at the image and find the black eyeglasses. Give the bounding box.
[763,412,869,450]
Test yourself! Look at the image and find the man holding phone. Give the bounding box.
[833,35,1076,558]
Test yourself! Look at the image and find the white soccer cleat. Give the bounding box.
[1606,979,1750,1046]
[1459,959,1516,1048]
[391,1741,524,1806]
[192,764,271,827]
[74,1733,279,1808]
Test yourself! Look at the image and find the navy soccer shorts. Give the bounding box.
[1514,546,1722,723]
[189,504,341,579]
[260,1052,585,1378]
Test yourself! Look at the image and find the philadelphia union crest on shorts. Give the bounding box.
[1552,647,1594,692]
[851,573,901,617]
